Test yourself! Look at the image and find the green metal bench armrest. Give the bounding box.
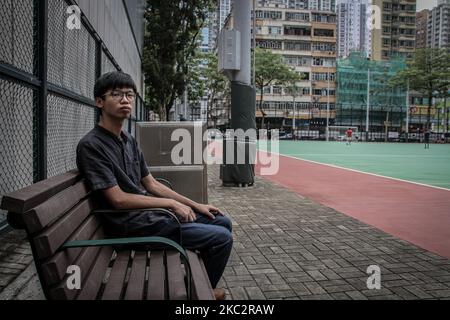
[92,208,183,246]
[61,236,184,253]
[61,236,193,300]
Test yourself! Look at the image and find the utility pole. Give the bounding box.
[445,95,448,137]
[366,68,370,141]
[444,95,450,143]
[326,72,330,141]
[292,95,296,138]
[405,79,409,142]
[220,0,256,187]
[252,0,256,87]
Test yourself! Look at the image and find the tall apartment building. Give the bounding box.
[336,0,371,58]
[203,1,233,128]
[255,0,337,131]
[209,0,232,50]
[427,0,450,48]
[188,28,210,122]
[371,0,417,60]
[416,9,429,48]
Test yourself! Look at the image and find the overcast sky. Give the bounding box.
[416,0,438,11]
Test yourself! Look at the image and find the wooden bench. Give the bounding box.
[0,170,215,300]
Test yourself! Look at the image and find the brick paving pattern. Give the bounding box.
[1,165,450,300]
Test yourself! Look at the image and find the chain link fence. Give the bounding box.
[0,80,35,223]
[0,0,147,224]
[47,0,97,100]
[0,0,36,75]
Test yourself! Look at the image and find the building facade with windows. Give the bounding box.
[204,1,233,128]
[188,28,210,123]
[427,0,450,48]
[336,0,371,58]
[371,0,417,61]
[416,9,430,48]
[255,0,337,132]
[209,0,232,51]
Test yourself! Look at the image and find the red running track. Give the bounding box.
[255,151,450,259]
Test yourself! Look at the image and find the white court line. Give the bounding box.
[258,149,450,192]
[284,153,449,158]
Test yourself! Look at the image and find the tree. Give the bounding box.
[436,75,450,134]
[143,0,213,121]
[284,72,305,135]
[201,52,229,127]
[255,47,299,129]
[185,50,207,119]
[390,48,450,131]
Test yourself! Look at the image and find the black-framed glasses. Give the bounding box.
[102,90,136,101]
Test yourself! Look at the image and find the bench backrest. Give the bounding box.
[1,170,105,299]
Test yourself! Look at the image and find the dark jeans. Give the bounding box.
[118,210,233,289]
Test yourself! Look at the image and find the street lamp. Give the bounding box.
[326,72,330,141]
[366,68,371,141]
[405,79,410,142]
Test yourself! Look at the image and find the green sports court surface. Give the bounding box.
[258,141,450,190]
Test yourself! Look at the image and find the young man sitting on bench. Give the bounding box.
[76,71,232,300]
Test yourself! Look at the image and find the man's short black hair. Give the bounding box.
[94,71,137,99]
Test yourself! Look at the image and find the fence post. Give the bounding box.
[95,42,102,124]
[35,0,48,182]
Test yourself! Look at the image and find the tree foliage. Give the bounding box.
[186,50,207,111]
[201,52,229,126]
[390,48,450,130]
[255,47,299,128]
[143,0,213,120]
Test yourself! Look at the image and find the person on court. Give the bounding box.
[346,128,353,146]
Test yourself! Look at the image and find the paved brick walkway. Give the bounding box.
[0,230,44,300]
[1,165,450,300]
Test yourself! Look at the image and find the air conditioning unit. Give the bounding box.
[218,29,241,72]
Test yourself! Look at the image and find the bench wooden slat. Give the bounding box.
[3,168,216,300]
[23,180,89,234]
[33,199,93,260]
[50,245,113,300]
[124,251,147,300]
[101,251,131,300]
[187,251,215,300]
[166,251,187,300]
[40,215,101,286]
[1,169,80,215]
[76,246,114,300]
[147,251,166,300]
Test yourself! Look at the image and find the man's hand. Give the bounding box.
[194,203,225,220]
[170,200,197,223]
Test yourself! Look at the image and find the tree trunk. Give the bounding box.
[292,96,296,140]
[206,97,211,127]
[165,91,178,122]
[166,108,170,121]
[208,91,216,128]
[158,105,166,122]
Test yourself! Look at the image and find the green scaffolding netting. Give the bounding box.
[336,52,407,110]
